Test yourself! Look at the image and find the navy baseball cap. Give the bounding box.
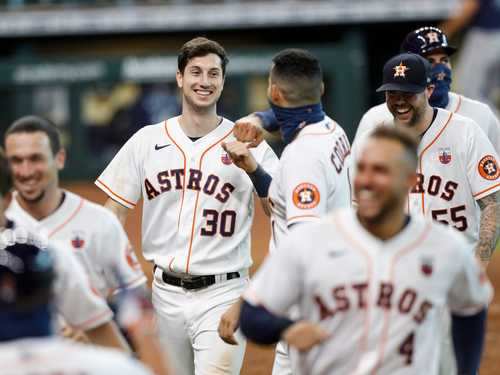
[0,241,55,307]
[401,26,457,57]
[376,53,432,93]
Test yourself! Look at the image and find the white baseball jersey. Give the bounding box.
[245,209,492,375]
[0,225,113,330]
[96,117,279,275]
[268,116,352,253]
[6,191,146,298]
[352,108,500,245]
[0,337,152,375]
[354,92,500,153]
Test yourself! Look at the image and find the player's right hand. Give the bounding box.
[282,321,329,352]
[234,115,264,148]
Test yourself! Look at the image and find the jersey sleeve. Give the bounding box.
[95,129,144,209]
[50,242,113,330]
[464,118,500,200]
[447,243,492,316]
[97,211,147,295]
[244,232,303,314]
[282,144,329,226]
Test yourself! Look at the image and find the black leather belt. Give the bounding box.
[154,265,240,290]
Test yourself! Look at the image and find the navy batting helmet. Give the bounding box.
[0,241,55,310]
[400,26,457,56]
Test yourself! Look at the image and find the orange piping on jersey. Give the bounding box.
[72,309,113,331]
[453,95,463,113]
[287,214,320,223]
[295,121,337,139]
[168,257,175,272]
[48,198,84,238]
[335,215,374,372]
[185,127,234,274]
[473,182,500,198]
[164,120,187,231]
[417,111,454,215]
[96,179,137,208]
[372,222,431,375]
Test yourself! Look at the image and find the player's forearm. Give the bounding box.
[85,320,131,353]
[475,192,500,263]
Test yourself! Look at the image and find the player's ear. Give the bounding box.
[425,84,435,98]
[320,81,325,97]
[176,70,183,89]
[270,84,285,106]
[55,148,66,171]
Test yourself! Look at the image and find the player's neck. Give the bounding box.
[179,103,221,138]
[414,106,436,136]
[360,209,408,241]
[17,186,64,221]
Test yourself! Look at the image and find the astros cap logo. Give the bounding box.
[393,62,410,78]
[426,32,440,44]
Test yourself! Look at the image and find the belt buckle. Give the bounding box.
[180,276,197,289]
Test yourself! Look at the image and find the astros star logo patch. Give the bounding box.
[478,155,500,180]
[393,62,410,78]
[293,183,320,209]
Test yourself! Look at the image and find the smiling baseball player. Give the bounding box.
[95,37,279,375]
[4,116,147,300]
[240,126,492,375]
[355,26,500,154]
[353,53,500,267]
[0,147,126,351]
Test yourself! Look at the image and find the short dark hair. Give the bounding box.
[271,48,323,105]
[0,147,10,196]
[4,116,62,156]
[369,126,419,169]
[177,37,229,76]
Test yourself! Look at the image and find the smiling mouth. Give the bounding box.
[194,89,213,97]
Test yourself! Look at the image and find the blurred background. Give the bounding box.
[1,1,499,374]
[2,0,497,178]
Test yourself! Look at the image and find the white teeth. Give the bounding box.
[195,90,211,96]
[396,108,410,114]
[358,190,376,200]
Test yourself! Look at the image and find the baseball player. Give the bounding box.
[221,49,352,375]
[353,52,500,269]
[0,237,163,374]
[95,37,279,375]
[239,126,492,375]
[4,116,147,300]
[0,147,127,351]
[354,26,500,154]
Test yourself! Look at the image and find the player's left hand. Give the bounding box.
[218,300,242,345]
[221,141,258,173]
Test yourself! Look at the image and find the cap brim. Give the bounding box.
[424,45,457,57]
[376,83,425,93]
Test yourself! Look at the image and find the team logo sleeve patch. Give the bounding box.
[292,183,320,209]
[478,155,500,180]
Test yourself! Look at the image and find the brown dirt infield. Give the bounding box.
[65,182,500,375]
